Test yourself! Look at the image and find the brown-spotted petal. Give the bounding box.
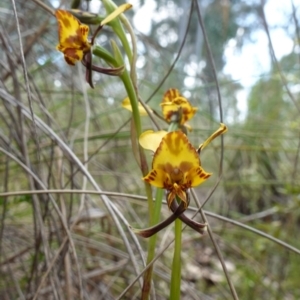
[55,10,91,65]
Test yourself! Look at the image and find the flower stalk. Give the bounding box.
[170,212,182,300]
[102,11,157,299]
[141,188,163,299]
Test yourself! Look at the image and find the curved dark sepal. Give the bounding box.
[130,202,186,238]
[170,200,207,234]
[82,52,124,88]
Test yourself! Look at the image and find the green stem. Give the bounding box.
[93,44,143,157]
[168,121,179,132]
[168,123,181,299]
[141,188,163,300]
[94,42,152,206]
[119,68,154,216]
[119,70,142,137]
[93,19,156,299]
[110,41,153,216]
[92,45,117,66]
[170,217,182,300]
[114,26,132,64]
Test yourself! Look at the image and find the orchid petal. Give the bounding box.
[186,166,211,187]
[130,202,186,238]
[170,201,207,234]
[139,130,167,152]
[101,3,132,26]
[122,97,151,116]
[197,123,228,154]
[143,169,170,188]
[161,88,197,125]
[152,131,199,172]
[55,10,91,65]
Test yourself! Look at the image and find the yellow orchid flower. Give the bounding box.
[55,10,91,65]
[140,124,228,208]
[142,131,211,208]
[134,124,227,236]
[161,88,197,125]
[122,97,152,116]
[55,4,132,66]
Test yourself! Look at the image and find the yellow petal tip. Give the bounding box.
[101,3,132,26]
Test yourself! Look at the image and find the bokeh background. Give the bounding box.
[0,0,300,299]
